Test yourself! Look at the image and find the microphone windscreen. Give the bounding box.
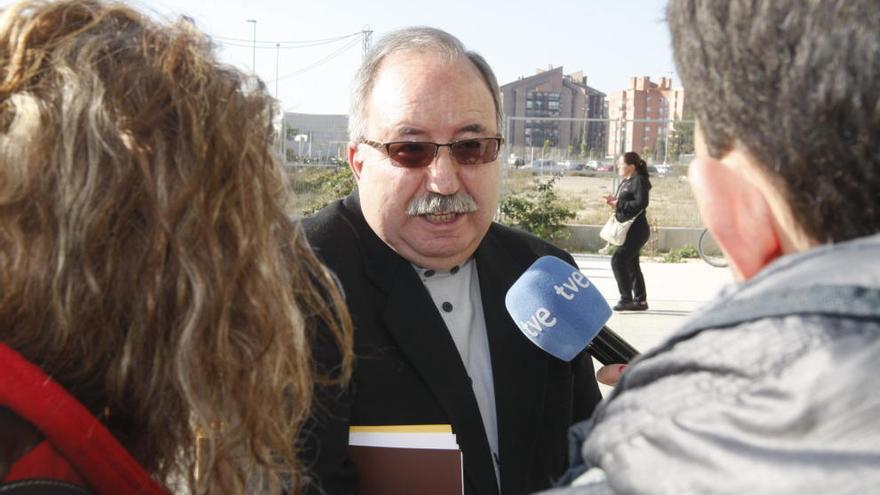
[505,256,612,361]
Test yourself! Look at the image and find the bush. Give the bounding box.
[661,244,699,263]
[293,166,355,216]
[500,175,575,243]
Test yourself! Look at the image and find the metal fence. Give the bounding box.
[501,116,696,172]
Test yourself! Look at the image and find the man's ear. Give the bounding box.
[348,142,363,181]
[689,155,782,280]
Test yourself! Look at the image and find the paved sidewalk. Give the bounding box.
[572,254,734,393]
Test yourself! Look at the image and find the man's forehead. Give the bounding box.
[371,116,495,142]
[393,123,491,138]
[366,71,496,139]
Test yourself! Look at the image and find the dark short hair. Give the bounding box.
[667,0,880,242]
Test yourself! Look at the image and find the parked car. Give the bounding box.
[597,163,615,172]
[648,164,669,176]
[557,161,584,171]
[525,159,560,173]
[586,160,599,170]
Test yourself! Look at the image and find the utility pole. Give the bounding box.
[274,43,280,98]
[279,120,286,164]
[246,19,257,72]
[663,122,670,164]
[664,70,674,164]
[362,26,373,58]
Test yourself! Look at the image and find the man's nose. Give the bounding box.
[425,147,461,195]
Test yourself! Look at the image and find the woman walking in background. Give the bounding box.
[604,152,652,311]
[0,1,352,493]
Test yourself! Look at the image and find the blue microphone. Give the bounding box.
[505,256,639,364]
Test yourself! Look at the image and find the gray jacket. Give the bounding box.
[545,233,880,495]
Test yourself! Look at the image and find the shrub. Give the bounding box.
[500,175,575,243]
[661,244,699,263]
[293,166,355,216]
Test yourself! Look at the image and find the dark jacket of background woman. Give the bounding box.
[614,174,651,223]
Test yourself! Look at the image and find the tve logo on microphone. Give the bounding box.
[505,256,612,361]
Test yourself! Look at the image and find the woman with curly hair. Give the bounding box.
[0,1,352,493]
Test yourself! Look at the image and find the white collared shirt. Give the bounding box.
[415,259,500,487]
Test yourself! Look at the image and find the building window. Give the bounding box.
[524,118,559,147]
[526,91,561,118]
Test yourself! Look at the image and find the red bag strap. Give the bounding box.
[0,343,168,495]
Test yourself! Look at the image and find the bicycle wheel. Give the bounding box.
[698,229,728,268]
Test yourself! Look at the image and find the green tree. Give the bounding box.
[500,176,575,242]
[668,120,695,161]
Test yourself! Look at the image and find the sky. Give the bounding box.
[6,0,678,115]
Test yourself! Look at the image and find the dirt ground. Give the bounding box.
[504,169,704,228]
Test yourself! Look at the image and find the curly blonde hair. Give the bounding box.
[0,0,352,492]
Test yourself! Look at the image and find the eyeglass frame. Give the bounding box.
[360,136,504,168]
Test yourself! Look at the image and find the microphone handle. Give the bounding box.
[586,326,639,365]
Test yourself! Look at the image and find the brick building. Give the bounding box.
[501,67,607,158]
[606,76,686,160]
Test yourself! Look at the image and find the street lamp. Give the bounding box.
[245,19,256,72]
[664,70,674,164]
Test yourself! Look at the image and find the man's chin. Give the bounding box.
[387,216,492,268]
[399,240,477,270]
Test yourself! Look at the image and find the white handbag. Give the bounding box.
[599,210,643,246]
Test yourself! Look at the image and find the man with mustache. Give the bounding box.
[302,27,603,495]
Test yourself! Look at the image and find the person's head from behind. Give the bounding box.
[347,27,503,270]
[668,0,879,280]
[618,151,649,179]
[0,0,350,492]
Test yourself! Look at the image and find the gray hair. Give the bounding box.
[348,26,503,142]
[406,191,478,216]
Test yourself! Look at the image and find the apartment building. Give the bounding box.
[606,76,686,159]
[501,67,607,156]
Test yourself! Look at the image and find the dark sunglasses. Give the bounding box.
[361,137,503,169]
